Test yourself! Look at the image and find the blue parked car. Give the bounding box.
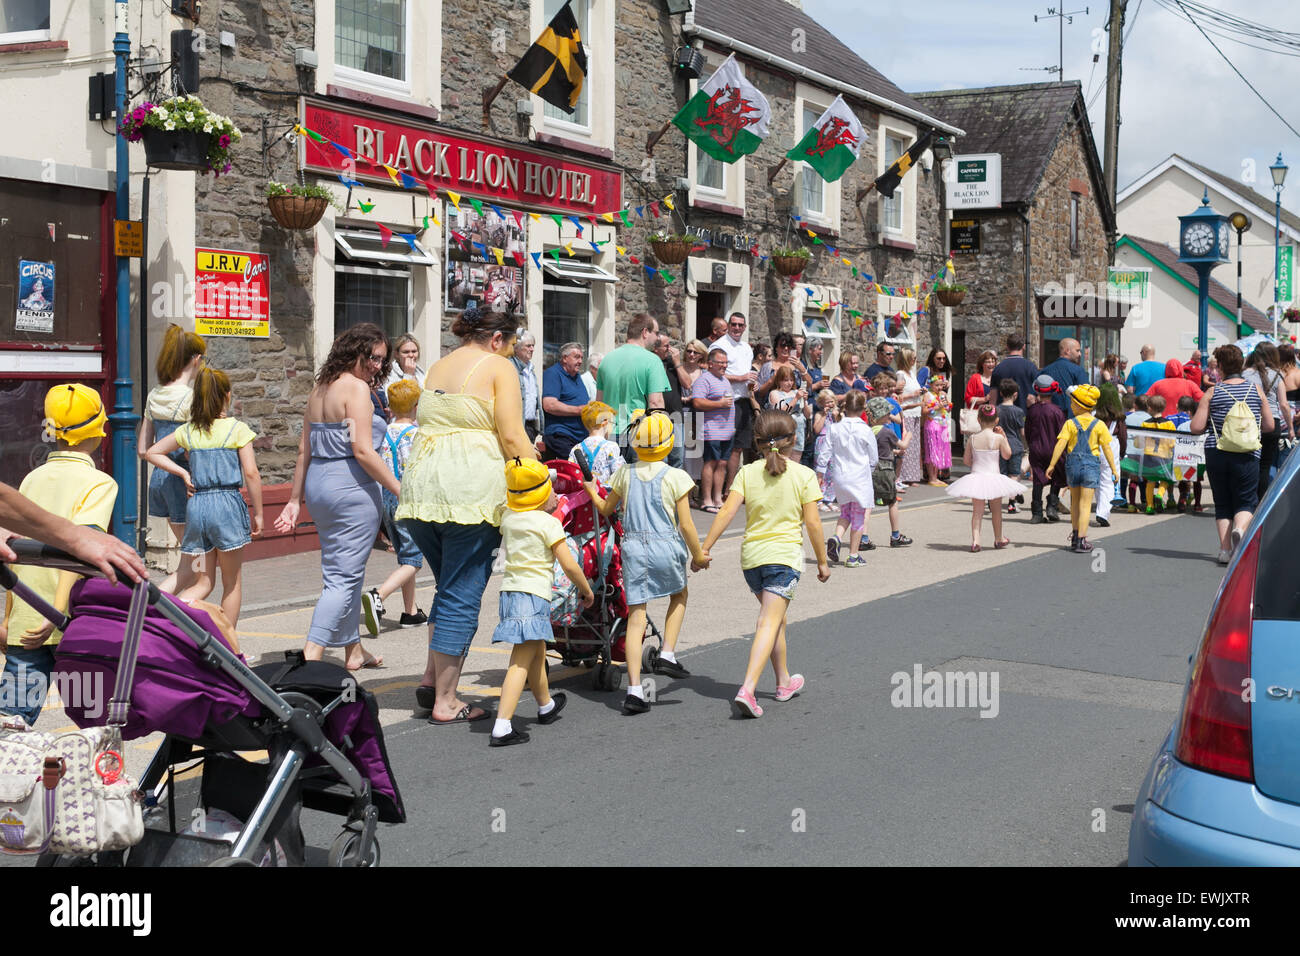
[1129,445,1300,865]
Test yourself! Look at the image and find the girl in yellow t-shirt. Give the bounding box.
[490,458,593,748]
[700,410,831,719]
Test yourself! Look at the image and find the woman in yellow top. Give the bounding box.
[1046,384,1119,554]
[700,410,831,719]
[395,308,537,725]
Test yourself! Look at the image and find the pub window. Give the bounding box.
[334,227,433,342]
[696,145,724,193]
[882,134,906,234]
[541,257,614,368]
[799,103,825,219]
[335,0,408,87]
[542,0,590,129]
[1069,194,1080,254]
[0,0,50,42]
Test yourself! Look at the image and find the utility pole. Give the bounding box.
[1102,0,1129,212]
[1035,6,1090,82]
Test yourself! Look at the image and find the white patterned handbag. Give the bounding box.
[0,726,143,855]
[0,578,151,857]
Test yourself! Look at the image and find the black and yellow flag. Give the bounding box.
[873,129,935,199]
[508,2,588,114]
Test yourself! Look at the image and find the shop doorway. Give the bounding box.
[696,290,727,343]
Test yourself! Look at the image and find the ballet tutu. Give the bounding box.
[945,471,1026,501]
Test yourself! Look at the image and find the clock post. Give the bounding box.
[1178,190,1231,357]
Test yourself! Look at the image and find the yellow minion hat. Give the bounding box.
[1069,384,1100,410]
[44,383,106,446]
[630,411,675,462]
[505,457,553,512]
[581,400,615,432]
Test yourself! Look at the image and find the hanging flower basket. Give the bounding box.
[648,235,692,265]
[120,95,241,177]
[772,256,808,278]
[265,181,341,229]
[141,128,214,172]
[935,284,967,308]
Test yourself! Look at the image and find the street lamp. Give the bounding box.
[1271,153,1288,340]
[1228,211,1252,334]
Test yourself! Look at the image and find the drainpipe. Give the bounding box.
[108,0,139,546]
[1019,210,1033,349]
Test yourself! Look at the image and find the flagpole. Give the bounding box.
[646,120,673,156]
[482,75,510,128]
[767,157,788,185]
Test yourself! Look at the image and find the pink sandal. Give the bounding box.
[994,538,1011,550]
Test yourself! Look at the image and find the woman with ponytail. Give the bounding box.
[699,410,831,719]
[137,323,206,592]
[146,365,263,627]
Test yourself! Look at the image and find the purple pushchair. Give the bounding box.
[0,540,404,867]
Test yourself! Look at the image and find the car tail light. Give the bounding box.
[1174,533,1260,782]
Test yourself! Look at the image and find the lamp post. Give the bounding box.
[1271,153,1288,340]
[1229,211,1252,334]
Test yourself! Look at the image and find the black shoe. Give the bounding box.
[537,692,567,725]
[653,656,691,678]
[1095,516,1110,528]
[860,540,876,551]
[399,609,428,628]
[415,685,437,710]
[1045,505,1061,522]
[489,727,531,747]
[1029,514,1046,524]
[889,534,913,547]
[622,693,651,715]
[826,536,840,565]
[1015,494,1025,504]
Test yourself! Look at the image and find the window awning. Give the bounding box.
[335,228,435,267]
[542,259,616,283]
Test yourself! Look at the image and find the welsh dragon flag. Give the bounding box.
[672,53,771,163]
[786,94,864,183]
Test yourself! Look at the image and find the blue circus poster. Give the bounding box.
[16,260,55,333]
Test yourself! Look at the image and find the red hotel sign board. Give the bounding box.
[301,100,622,215]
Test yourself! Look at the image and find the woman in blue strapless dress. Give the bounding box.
[275,324,402,670]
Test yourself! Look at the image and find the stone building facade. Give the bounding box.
[915,82,1120,379]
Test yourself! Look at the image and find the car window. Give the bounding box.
[1254,478,1300,620]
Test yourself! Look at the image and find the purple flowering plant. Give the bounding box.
[118,94,242,177]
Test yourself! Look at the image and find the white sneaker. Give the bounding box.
[361,588,384,636]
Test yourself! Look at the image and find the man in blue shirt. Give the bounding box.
[1040,338,1088,413]
[1124,344,1163,396]
[541,341,590,461]
[990,333,1038,412]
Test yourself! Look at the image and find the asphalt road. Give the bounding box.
[313,512,1222,867]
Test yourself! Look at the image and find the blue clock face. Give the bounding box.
[1184,222,1215,257]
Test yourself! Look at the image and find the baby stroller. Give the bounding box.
[547,458,662,692]
[0,540,403,867]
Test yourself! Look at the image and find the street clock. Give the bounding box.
[1178,190,1231,266]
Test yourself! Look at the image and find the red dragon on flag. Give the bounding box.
[805,116,859,159]
[694,85,765,153]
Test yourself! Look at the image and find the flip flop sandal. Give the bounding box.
[429,704,490,725]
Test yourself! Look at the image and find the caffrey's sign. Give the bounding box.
[301,100,622,215]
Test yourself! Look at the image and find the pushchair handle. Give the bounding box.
[572,446,594,482]
[0,538,105,579]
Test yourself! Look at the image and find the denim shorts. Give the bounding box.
[702,437,734,462]
[381,489,423,570]
[148,468,189,523]
[492,591,552,645]
[742,564,801,600]
[180,489,251,554]
[0,646,56,726]
[401,518,502,656]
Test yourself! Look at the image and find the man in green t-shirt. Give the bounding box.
[596,312,670,459]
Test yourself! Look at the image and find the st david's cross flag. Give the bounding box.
[672,53,771,163]
[873,129,935,198]
[508,1,588,115]
[786,94,864,183]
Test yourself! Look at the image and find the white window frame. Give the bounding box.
[335,228,435,266]
[793,283,842,372]
[881,133,906,235]
[0,0,50,44]
[687,52,746,213]
[541,276,594,370]
[542,259,616,283]
[878,120,918,243]
[334,262,415,339]
[793,84,847,231]
[332,0,414,96]
[530,0,613,151]
[876,293,918,348]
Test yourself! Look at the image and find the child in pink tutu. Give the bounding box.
[946,404,1026,552]
[922,375,953,486]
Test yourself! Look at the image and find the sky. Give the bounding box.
[801,0,1300,217]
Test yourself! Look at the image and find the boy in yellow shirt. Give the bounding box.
[1046,384,1118,554]
[1,384,118,726]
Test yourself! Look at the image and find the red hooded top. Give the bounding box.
[1146,359,1204,408]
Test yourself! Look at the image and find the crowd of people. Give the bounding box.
[2,309,1295,739]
